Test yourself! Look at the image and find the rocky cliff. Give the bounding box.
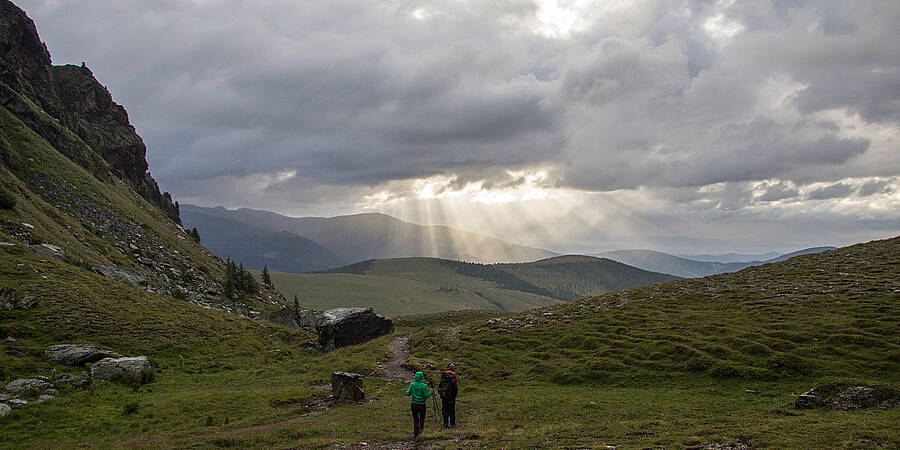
[0,0,179,223]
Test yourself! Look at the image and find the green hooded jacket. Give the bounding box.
[405,371,433,404]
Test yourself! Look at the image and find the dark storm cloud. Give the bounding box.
[807,182,854,200]
[16,0,900,211]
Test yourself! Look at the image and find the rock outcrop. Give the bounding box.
[0,0,179,223]
[91,356,151,384]
[4,378,55,396]
[0,402,10,416]
[316,307,394,350]
[92,265,148,288]
[0,286,36,311]
[830,386,877,410]
[46,343,120,366]
[331,372,365,402]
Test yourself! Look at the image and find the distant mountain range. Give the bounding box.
[183,204,837,278]
[183,209,343,273]
[596,247,836,278]
[181,204,557,271]
[676,252,781,263]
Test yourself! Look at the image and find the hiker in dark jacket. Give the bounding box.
[405,371,433,438]
[438,363,459,428]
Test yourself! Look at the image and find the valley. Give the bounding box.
[1,1,898,448]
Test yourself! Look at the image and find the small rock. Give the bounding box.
[331,371,364,402]
[0,242,15,247]
[21,223,34,229]
[8,398,27,408]
[0,287,37,311]
[0,403,10,416]
[587,401,597,407]
[5,336,15,343]
[795,389,819,409]
[745,389,757,394]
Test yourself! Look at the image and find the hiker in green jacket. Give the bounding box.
[405,371,433,439]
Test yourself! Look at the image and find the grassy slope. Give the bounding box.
[0,102,222,279]
[263,255,676,317]
[260,257,562,316]
[1,232,898,448]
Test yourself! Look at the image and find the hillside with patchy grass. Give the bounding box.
[4,237,895,448]
[260,258,564,316]
[262,255,675,316]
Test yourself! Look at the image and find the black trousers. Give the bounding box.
[411,403,426,436]
[442,400,456,427]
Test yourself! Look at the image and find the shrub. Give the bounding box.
[0,186,15,209]
[141,365,155,384]
[122,401,139,414]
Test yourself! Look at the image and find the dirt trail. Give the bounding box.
[382,335,415,383]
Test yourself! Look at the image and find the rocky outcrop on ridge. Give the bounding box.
[0,0,179,223]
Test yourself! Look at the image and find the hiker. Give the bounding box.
[438,363,459,428]
[405,371,433,439]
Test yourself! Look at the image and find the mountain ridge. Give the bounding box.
[181,203,558,267]
[596,246,836,278]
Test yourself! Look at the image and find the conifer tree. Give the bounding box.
[262,265,272,286]
[224,258,235,298]
[293,293,299,315]
[190,227,201,242]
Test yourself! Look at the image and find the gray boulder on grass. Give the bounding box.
[90,356,151,383]
[46,344,120,366]
[4,378,55,396]
[0,403,10,416]
[331,371,364,402]
[316,307,393,350]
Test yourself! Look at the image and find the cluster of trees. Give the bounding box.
[223,258,258,299]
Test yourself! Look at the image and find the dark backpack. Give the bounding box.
[438,371,455,400]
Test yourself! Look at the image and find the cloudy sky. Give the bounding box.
[19,0,900,254]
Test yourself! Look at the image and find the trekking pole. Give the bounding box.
[427,374,439,424]
[432,392,439,424]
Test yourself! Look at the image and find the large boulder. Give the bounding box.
[90,356,151,384]
[92,265,148,287]
[316,307,393,350]
[46,343,120,366]
[331,372,364,402]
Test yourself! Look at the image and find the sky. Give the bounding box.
[17,0,900,254]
